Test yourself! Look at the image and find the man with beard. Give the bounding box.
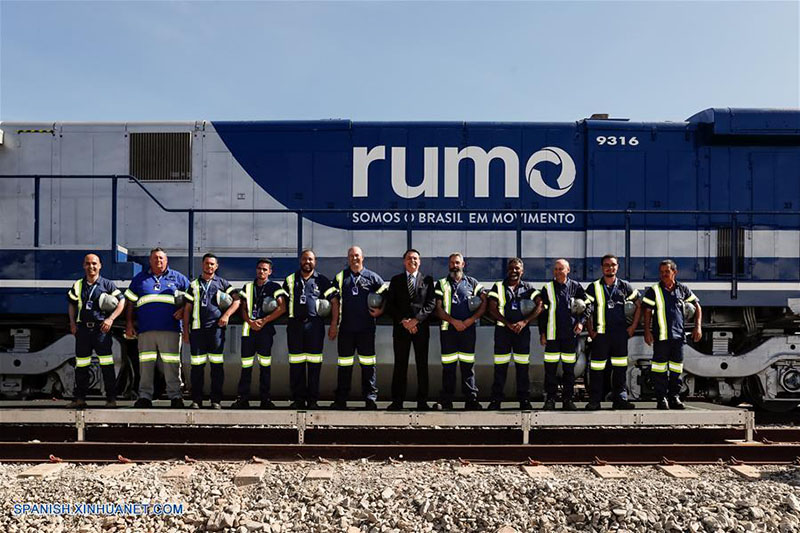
[584,254,640,410]
[329,246,386,410]
[182,253,240,410]
[487,258,541,410]
[283,249,339,409]
[231,258,287,409]
[433,253,486,410]
[538,259,588,411]
[642,259,702,410]
[67,253,125,408]
[125,248,190,408]
[384,249,436,411]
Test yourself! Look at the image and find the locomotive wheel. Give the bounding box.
[745,377,800,413]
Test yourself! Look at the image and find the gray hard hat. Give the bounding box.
[216,291,233,310]
[624,300,636,319]
[570,297,587,316]
[519,299,536,316]
[98,293,119,314]
[173,290,188,308]
[467,295,482,312]
[367,292,384,309]
[316,298,332,317]
[262,296,278,315]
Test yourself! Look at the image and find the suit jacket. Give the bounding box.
[385,271,436,326]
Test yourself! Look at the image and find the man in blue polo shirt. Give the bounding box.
[283,249,339,409]
[434,252,486,411]
[642,259,702,410]
[125,248,190,408]
[329,246,386,410]
[66,253,125,409]
[182,253,239,410]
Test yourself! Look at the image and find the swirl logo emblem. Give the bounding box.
[525,146,576,198]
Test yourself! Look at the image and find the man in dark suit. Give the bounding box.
[384,249,436,410]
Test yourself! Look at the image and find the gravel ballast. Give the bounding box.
[2,460,800,532]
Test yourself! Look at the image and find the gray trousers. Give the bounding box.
[137,330,183,400]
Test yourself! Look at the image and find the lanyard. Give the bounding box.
[255,281,267,303]
[298,276,308,305]
[350,271,362,295]
[603,279,618,302]
[200,278,213,306]
[153,273,163,291]
[86,283,98,301]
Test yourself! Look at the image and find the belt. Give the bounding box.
[80,322,98,329]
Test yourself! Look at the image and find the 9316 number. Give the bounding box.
[596,136,638,146]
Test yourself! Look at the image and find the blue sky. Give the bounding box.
[1,1,797,123]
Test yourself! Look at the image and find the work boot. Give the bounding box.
[170,398,185,409]
[562,399,577,411]
[464,399,483,411]
[210,402,222,410]
[434,401,454,411]
[259,400,276,410]
[656,397,670,410]
[329,400,348,410]
[66,398,87,409]
[543,398,556,411]
[519,400,533,410]
[133,398,152,408]
[487,400,502,410]
[189,401,202,409]
[364,399,378,410]
[584,401,602,411]
[612,399,636,410]
[668,396,685,410]
[230,398,250,409]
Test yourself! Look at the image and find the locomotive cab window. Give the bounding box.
[129,132,192,182]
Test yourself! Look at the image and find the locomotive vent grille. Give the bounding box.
[716,227,745,276]
[129,132,191,182]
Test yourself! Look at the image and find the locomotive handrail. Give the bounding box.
[3,173,800,298]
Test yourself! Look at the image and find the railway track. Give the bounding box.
[3,425,799,464]
[3,441,800,464]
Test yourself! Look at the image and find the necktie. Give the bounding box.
[407,274,415,298]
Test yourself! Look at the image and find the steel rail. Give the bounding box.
[4,426,799,445]
[2,441,800,464]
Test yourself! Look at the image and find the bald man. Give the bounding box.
[330,246,386,410]
[66,254,125,408]
[537,259,588,411]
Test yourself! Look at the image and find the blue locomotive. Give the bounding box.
[0,108,798,411]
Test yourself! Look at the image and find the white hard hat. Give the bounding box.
[570,297,587,316]
[98,293,119,314]
[216,291,233,310]
[683,301,696,321]
[262,296,278,314]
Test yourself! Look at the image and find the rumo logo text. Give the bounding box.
[352,146,576,199]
